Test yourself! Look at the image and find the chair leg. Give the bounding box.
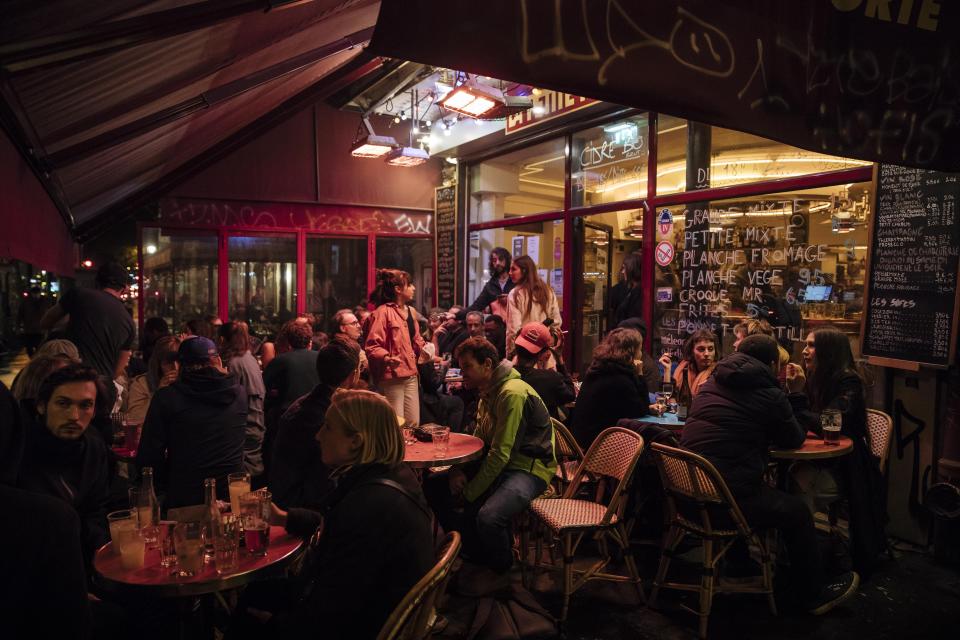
[756,535,778,616]
[560,533,574,623]
[615,523,646,604]
[650,525,683,608]
[698,539,715,640]
[519,514,529,588]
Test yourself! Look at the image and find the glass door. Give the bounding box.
[575,221,614,373]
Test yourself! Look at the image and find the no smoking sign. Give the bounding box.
[655,241,675,266]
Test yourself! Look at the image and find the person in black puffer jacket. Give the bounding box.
[137,337,246,508]
[570,328,654,450]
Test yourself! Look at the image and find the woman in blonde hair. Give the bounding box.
[252,389,434,639]
[505,255,561,356]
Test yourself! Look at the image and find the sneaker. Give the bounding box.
[807,571,860,615]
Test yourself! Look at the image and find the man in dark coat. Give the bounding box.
[270,338,360,509]
[16,364,110,562]
[469,247,514,313]
[137,336,246,508]
[680,335,859,615]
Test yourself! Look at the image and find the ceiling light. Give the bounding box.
[439,80,505,118]
[351,117,397,158]
[532,106,546,115]
[386,146,430,167]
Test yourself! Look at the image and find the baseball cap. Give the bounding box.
[515,322,552,354]
[177,336,219,364]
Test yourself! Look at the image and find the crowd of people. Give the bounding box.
[1,249,884,638]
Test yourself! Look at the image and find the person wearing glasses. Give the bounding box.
[331,308,368,375]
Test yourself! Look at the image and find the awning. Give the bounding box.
[369,0,960,171]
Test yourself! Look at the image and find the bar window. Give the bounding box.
[141,228,217,332]
[227,235,296,338]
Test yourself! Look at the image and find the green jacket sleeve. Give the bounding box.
[463,388,524,502]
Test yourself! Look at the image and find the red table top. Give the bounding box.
[94,526,302,597]
[404,432,484,468]
[770,434,854,460]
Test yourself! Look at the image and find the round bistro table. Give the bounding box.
[404,432,484,469]
[770,434,854,460]
[94,526,302,597]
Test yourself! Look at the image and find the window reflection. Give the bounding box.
[227,235,296,338]
[376,237,434,314]
[571,114,649,207]
[141,228,217,332]
[468,138,565,223]
[305,237,367,329]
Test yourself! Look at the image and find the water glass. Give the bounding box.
[402,425,416,446]
[239,492,270,557]
[654,392,669,416]
[173,522,205,577]
[108,509,137,554]
[431,426,451,459]
[228,472,251,515]
[821,409,842,445]
[158,520,178,568]
[116,526,145,570]
[213,514,241,575]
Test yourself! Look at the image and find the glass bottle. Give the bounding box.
[203,478,219,561]
[139,467,161,528]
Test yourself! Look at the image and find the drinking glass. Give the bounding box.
[240,492,270,557]
[128,489,159,548]
[213,514,241,575]
[431,426,451,459]
[402,425,416,446]
[228,472,251,514]
[654,392,669,416]
[255,489,272,522]
[158,520,178,569]
[821,409,842,445]
[173,522,205,577]
[124,423,141,451]
[116,526,145,570]
[108,509,137,554]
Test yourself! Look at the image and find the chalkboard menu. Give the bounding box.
[862,165,960,367]
[434,185,458,309]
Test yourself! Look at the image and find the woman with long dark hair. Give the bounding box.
[364,269,427,424]
[785,326,885,575]
[612,252,644,326]
[505,255,561,356]
[125,335,180,424]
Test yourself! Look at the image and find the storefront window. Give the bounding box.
[652,182,872,362]
[141,228,217,332]
[376,237,435,315]
[571,113,649,207]
[467,220,565,313]
[656,115,688,196]
[305,237,367,327]
[468,138,566,224]
[578,208,643,372]
[227,235,296,338]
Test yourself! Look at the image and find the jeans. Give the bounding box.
[468,470,547,573]
[380,376,420,425]
[736,485,823,603]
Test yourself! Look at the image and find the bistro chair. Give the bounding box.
[521,427,645,622]
[551,417,585,494]
[376,532,461,640]
[866,409,894,475]
[648,443,777,640]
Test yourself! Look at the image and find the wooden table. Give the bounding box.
[404,432,484,469]
[770,434,854,460]
[94,526,302,597]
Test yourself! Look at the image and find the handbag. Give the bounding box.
[466,584,558,640]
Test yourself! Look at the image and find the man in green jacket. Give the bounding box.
[448,337,556,583]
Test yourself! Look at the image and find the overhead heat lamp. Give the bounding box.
[350,117,397,158]
[439,75,532,119]
[385,88,430,167]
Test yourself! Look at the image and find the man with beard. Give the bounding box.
[469,247,514,320]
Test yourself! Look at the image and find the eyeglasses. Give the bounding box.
[341,320,360,327]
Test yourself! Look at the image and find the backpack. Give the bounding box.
[466,584,558,640]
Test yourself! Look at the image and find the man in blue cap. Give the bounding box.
[137,336,247,508]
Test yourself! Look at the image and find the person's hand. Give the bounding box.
[658,352,672,369]
[785,363,806,393]
[448,467,468,496]
[384,354,402,369]
[158,369,178,389]
[649,403,665,416]
[270,503,289,528]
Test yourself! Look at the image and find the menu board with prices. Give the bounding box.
[434,186,458,309]
[862,165,960,368]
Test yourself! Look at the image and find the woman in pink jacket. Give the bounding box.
[364,269,427,424]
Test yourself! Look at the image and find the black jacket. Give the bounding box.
[276,463,434,639]
[16,408,111,561]
[515,363,576,420]
[570,360,650,450]
[789,372,886,575]
[137,367,246,508]
[469,275,514,312]
[269,384,335,510]
[680,352,805,496]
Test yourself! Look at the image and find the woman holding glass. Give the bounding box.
[364,269,430,424]
[229,390,434,639]
[659,328,720,406]
[505,255,561,357]
[785,326,885,575]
